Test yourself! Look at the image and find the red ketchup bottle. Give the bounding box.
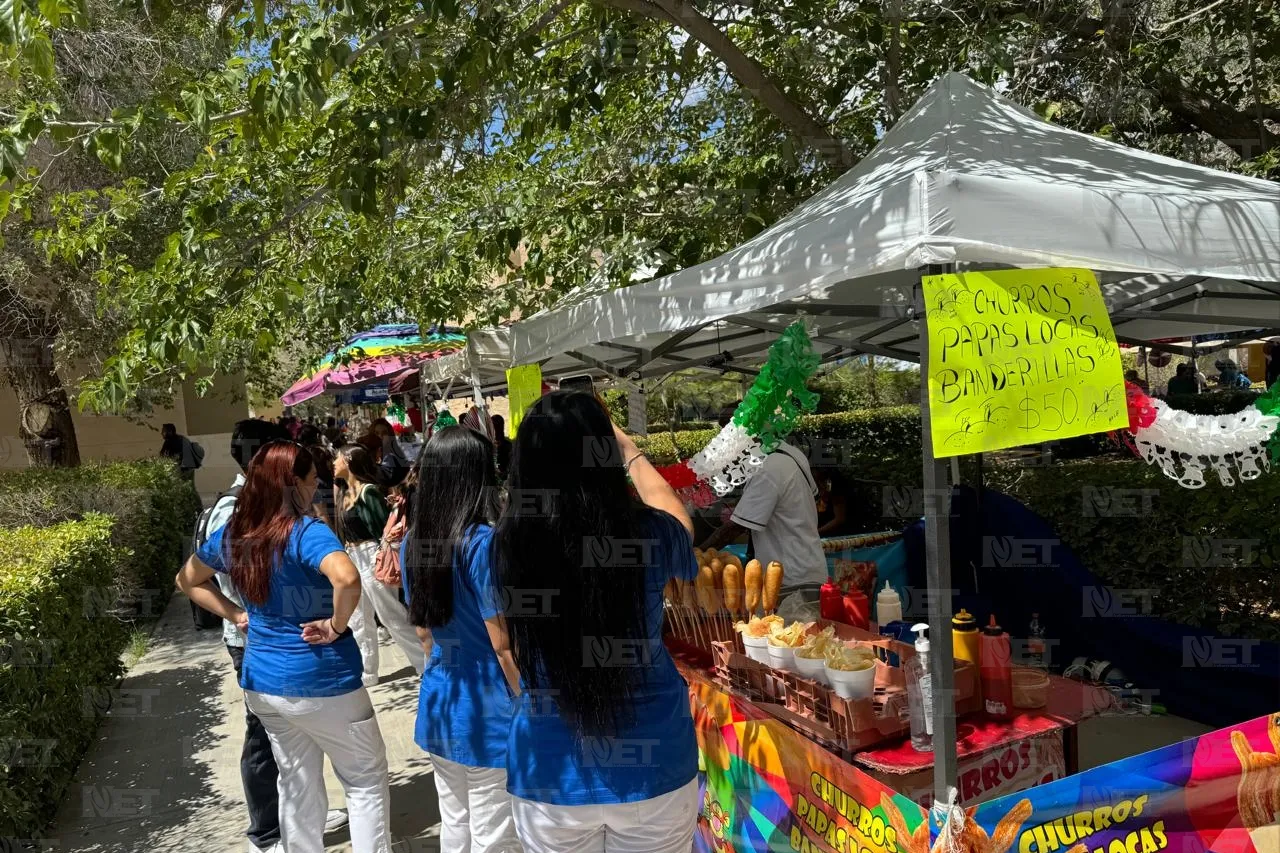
[843,585,870,630]
[981,614,1013,719]
[820,579,846,624]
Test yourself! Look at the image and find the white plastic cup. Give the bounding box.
[795,653,828,685]
[825,662,876,700]
[742,634,769,664]
[767,644,798,673]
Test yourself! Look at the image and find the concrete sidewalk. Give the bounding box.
[49,593,441,853]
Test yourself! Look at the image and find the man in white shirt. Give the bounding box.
[701,441,828,590]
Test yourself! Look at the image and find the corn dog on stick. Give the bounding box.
[764,561,784,613]
[744,559,762,616]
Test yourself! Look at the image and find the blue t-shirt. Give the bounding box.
[505,509,698,805]
[400,525,514,769]
[198,518,362,698]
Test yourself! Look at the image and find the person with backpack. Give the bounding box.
[192,419,348,852]
[160,422,205,481]
[178,440,389,853]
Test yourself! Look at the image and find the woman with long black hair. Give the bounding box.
[176,441,391,853]
[401,427,522,852]
[334,444,426,684]
[490,391,699,852]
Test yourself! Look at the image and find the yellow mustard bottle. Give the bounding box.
[951,608,981,667]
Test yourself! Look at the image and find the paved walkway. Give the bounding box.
[50,592,440,853]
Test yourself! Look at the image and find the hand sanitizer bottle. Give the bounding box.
[905,623,933,752]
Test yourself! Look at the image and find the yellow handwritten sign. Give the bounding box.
[922,268,1127,457]
[505,363,543,438]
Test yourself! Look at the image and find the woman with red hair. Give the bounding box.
[176,440,391,853]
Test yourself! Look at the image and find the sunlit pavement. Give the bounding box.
[49,593,440,853]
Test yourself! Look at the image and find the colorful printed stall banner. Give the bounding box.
[963,712,1280,853]
[922,268,1127,457]
[863,732,1065,811]
[689,678,928,853]
[505,363,543,438]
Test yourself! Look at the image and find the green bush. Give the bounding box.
[0,461,201,618]
[1163,390,1260,414]
[636,405,1279,642]
[0,515,126,837]
[992,461,1280,643]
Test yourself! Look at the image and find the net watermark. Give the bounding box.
[82,687,161,718]
[1182,637,1259,668]
[581,636,660,668]
[580,737,661,768]
[80,786,159,818]
[1081,486,1158,518]
[1181,537,1257,568]
[981,537,1061,568]
[1081,587,1157,618]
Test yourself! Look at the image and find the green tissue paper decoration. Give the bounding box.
[732,322,821,452]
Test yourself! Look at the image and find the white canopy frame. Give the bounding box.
[503,72,1280,810]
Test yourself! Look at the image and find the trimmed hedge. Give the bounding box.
[1163,390,1260,414]
[0,515,125,837]
[637,405,1280,643]
[0,461,201,617]
[634,406,922,467]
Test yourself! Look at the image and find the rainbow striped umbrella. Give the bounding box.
[281,323,466,406]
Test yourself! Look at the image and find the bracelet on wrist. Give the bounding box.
[624,451,644,472]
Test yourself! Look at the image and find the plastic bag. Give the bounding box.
[776,588,822,624]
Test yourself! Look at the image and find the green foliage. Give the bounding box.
[0,0,1274,410]
[637,404,1278,642]
[0,514,124,837]
[633,406,922,468]
[1162,391,1261,414]
[0,460,201,613]
[990,462,1280,644]
[808,359,921,413]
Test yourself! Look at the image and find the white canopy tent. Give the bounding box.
[504,71,1280,807]
[511,72,1280,372]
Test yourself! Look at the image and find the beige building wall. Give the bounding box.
[0,370,249,502]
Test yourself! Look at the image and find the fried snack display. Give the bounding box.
[767,620,809,648]
[744,559,762,614]
[723,552,743,571]
[722,561,743,612]
[795,626,837,660]
[763,561,784,612]
[824,642,876,671]
[734,614,783,638]
[680,578,698,610]
[1232,713,1280,853]
[695,565,717,613]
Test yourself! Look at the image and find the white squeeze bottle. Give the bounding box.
[876,581,902,626]
[905,623,934,752]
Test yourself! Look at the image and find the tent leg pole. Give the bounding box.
[918,268,958,813]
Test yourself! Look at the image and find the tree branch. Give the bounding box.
[594,0,853,168]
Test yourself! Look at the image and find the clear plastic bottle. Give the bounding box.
[905,623,933,752]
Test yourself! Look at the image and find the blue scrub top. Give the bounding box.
[505,509,699,805]
[199,517,362,697]
[401,525,514,768]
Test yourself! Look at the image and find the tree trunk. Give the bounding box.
[0,336,81,467]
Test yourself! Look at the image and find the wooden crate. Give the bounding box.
[711,636,979,752]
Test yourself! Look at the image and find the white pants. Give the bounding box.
[245,689,391,853]
[432,753,522,853]
[347,540,426,683]
[511,777,698,853]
